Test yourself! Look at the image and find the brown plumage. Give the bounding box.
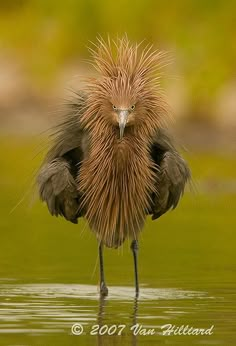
[37,37,190,295]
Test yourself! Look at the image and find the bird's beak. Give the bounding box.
[118,110,129,139]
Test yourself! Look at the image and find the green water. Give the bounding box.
[0,137,236,345]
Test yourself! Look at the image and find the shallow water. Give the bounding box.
[0,281,235,345]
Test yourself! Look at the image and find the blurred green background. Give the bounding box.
[0,1,236,344]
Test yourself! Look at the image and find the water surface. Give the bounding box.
[0,281,235,345]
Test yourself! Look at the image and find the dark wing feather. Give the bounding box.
[37,158,80,223]
[37,92,87,223]
[150,129,191,220]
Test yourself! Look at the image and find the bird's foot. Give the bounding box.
[100,282,108,296]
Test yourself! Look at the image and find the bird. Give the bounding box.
[37,37,190,297]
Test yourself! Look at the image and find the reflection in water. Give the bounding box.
[0,282,234,345]
[97,295,139,346]
[97,296,108,346]
[131,297,139,346]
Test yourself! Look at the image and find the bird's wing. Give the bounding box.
[37,158,80,223]
[37,92,88,223]
[150,128,191,220]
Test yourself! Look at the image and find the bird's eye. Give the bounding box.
[131,105,135,110]
[113,105,117,110]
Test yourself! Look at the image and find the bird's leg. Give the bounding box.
[130,239,139,296]
[99,243,108,296]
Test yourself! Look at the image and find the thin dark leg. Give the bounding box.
[130,239,139,296]
[99,243,108,296]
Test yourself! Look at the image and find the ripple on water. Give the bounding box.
[0,283,207,300]
[0,283,222,342]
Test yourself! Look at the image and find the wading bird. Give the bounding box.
[37,37,190,296]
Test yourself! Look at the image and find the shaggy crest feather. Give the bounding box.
[77,37,170,247]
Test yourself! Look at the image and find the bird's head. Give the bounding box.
[111,104,135,139]
[81,37,170,139]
